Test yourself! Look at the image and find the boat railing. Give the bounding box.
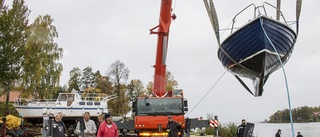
[262,2,289,25]
[14,98,57,106]
[231,3,256,33]
[230,2,290,34]
[104,94,118,102]
[79,92,108,101]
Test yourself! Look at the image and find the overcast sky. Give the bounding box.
[5,0,320,123]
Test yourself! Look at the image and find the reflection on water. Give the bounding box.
[253,122,320,137]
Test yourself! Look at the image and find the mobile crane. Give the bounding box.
[131,0,188,136]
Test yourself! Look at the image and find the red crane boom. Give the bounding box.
[150,0,175,97]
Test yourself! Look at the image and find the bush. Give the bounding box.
[204,122,237,137]
[0,103,19,116]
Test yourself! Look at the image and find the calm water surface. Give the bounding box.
[253,122,320,137]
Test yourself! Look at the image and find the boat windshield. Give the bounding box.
[57,94,74,102]
[135,98,184,116]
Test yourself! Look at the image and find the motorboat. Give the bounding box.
[13,89,122,122]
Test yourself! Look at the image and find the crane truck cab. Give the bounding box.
[132,89,188,137]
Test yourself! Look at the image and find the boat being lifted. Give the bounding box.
[203,0,302,97]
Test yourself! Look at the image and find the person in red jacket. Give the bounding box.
[97,113,118,137]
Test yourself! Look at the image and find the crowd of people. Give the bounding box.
[274,129,304,137]
[51,111,118,137]
[52,114,305,137]
[51,112,183,137]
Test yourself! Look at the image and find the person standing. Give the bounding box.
[237,119,246,137]
[275,129,282,137]
[52,112,66,137]
[166,115,181,137]
[97,113,118,137]
[75,112,97,137]
[96,113,105,136]
[185,117,191,137]
[296,131,303,137]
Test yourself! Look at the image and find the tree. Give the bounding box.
[21,14,63,99]
[107,60,130,116]
[53,85,67,99]
[0,0,3,11]
[94,70,113,95]
[146,70,179,94]
[0,0,29,108]
[127,79,145,103]
[165,70,178,91]
[269,106,320,123]
[67,67,81,92]
[79,66,95,91]
[145,81,153,94]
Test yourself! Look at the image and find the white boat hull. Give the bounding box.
[14,105,108,118]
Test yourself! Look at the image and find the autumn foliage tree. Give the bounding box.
[0,0,29,108]
[67,67,81,92]
[22,15,63,99]
[79,66,95,91]
[107,60,130,116]
[127,79,145,103]
[0,0,62,110]
[146,70,179,95]
[94,70,113,95]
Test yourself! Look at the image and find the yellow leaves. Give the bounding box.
[83,86,102,93]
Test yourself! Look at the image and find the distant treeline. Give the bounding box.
[269,106,320,123]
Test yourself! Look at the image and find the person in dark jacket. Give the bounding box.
[275,129,282,137]
[296,131,303,137]
[185,117,191,137]
[52,112,66,137]
[237,119,246,137]
[166,115,181,137]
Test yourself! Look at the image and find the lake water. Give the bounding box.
[253,122,320,137]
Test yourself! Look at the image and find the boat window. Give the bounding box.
[79,102,85,105]
[87,102,93,105]
[67,94,75,100]
[94,102,100,105]
[57,94,68,101]
[67,94,75,106]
